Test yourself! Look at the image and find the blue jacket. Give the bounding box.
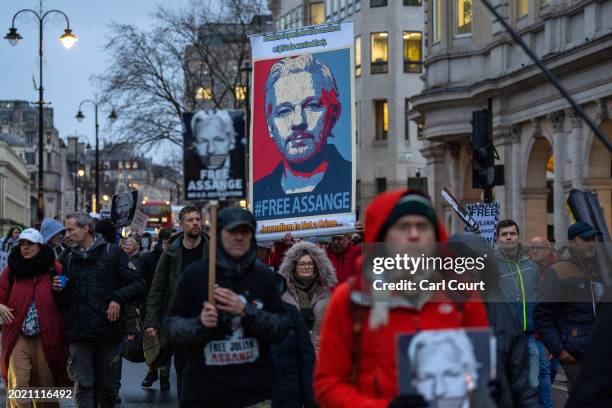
[496,250,539,332]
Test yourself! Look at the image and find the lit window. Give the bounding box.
[518,0,528,17]
[310,2,325,25]
[235,86,246,101]
[370,32,388,74]
[403,32,422,73]
[375,100,388,141]
[355,36,362,77]
[125,162,131,170]
[433,0,442,42]
[133,161,138,169]
[195,87,212,100]
[455,0,473,36]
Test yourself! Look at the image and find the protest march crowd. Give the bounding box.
[0,188,608,408]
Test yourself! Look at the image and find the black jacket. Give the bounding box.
[566,301,612,408]
[270,302,316,408]
[56,235,145,343]
[534,255,600,357]
[166,245,289,407]
[486,297,539,408]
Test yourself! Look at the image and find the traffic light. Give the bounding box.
[471,109,495,189]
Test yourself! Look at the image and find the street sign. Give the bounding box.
[100,210,111,220]
[465,202,500,243]
[441,187,479,232]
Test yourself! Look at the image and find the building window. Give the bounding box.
[403,32,423,73]
[370,32,388,74]
[355,36,362,77]
[133,161,138,169]
[25,152,35,165]
[195,87,212,100]
[25,131,35,145]
[433,0,442,43]
[235,86,246,101]
[541,0,550,6]
[404,99,410,141]
[355,0,361,11]
[374,100,388,141]
[371,0,387,6]
[455,0,473,36]
[518,0,528,17]
[417,122,424,139]
[376,177,387,194]
[404,0,421,5]
[407,176,428,194]
[47,152,51,166]
[310,2,325,25]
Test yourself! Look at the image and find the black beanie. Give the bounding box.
[377,193,438,241]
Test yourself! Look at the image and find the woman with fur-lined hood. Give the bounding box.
[278,241,337,350]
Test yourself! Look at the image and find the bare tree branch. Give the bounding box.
[94,0,268,153]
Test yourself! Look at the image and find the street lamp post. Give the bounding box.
[241,61,252,204]
[4,6,77,222]
[72,137,90,211]
[76,100,117,213]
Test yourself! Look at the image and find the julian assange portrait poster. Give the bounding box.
[249,22,356,241]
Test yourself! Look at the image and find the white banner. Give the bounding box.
[465,202,501,243]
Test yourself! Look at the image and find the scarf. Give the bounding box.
[293,273,320,330]
[7,245,55,281]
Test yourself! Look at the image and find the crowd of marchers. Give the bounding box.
[0,188,609,408]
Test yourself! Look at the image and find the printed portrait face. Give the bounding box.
[265,55,341,164]
[117,194,133,216]
[414,341,469,401]
[191,111,236,169]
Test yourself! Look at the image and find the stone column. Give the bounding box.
[448,144,462,234]
[510,125,524,233]
[567,109,584,189]
[548,111,569,243]
[420,143,447,216]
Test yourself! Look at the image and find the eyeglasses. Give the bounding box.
[530,246,548,251]
[297,262,315,268]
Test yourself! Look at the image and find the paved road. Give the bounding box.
[117,360,178,407]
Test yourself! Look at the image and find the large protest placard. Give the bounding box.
[250,22,356,241]
[397,328,496,407]
[183,110,246,201]
[465,202,500,243]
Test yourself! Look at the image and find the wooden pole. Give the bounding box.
[208,202,218,305]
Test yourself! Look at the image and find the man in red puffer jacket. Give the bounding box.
[314,190,489,408]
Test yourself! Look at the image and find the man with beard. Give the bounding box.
[166,207,288,407]
[534,221,603,393]
[185,110,245,183]
[254,54,351,203]
[144,206,209,396]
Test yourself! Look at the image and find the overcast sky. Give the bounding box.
[0,0,201,163]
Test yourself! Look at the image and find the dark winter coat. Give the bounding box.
[486,294,539,408]
[270,302,316,408]
[143,233,208,344]
[138,242,163,320]
[0,245,71,386]
[534,254,600,357]
[56,235,145,343]
[566,301,612,408]
[166,242,289,407]
[278,240,337,350]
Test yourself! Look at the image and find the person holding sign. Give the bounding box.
[166,207,288,407]
[314,190,488,407]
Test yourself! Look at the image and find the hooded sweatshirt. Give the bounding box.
[314,190,489,408]
[166,236,289,407]
[40,218,66,257]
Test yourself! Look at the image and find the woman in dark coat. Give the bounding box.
[0,228,71,406]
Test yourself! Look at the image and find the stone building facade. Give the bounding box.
[0,135,31,233]
[410,0,612,242]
